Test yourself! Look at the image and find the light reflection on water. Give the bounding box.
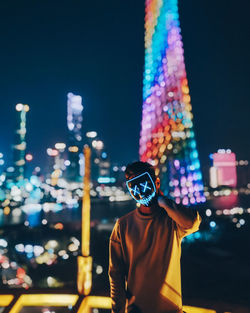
[209,193,239,210]
[1,194,249,228]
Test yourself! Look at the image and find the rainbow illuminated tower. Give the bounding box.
[139,0,205,205]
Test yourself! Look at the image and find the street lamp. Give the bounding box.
[77,145,92,295]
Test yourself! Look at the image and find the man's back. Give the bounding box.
[109,205,201,313]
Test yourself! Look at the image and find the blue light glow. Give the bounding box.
[210,221,216,228]
[126,172,156,206]
[140,181,151,192]
[98,177,116,184]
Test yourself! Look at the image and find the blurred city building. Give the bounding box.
[111,164,127,187]
[12,104,30,181]
[86,131,115,185]
[0,153,4,174]
[236,159,249,188]
[66,92,84,181]
[209,149,237,188]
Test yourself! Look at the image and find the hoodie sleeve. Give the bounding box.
[108,220,127,313]
[159,197,202,239]
[175,208,202,239]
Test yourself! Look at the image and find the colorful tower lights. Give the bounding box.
[139,0,205,205]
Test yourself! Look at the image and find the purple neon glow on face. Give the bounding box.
[139,0,206,205]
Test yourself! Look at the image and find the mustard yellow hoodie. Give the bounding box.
[109,198,202,313]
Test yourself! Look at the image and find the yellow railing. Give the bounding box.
[0,294,221,313]
[77,296,112,313]
[0,294,14,306]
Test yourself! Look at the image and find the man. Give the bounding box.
[108,161,202,313]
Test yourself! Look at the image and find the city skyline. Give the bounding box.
[0,0,249,171]
[1,101,248,179]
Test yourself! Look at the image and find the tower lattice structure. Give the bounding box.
[139,0,206,205]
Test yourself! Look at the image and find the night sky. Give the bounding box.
[0,0,249,171]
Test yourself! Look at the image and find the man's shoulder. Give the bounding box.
[117,209,137,225]
[110,210,137,241]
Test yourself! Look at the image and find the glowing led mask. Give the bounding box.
[126,172,156,206]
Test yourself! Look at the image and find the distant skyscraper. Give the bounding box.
[236,160,249,188]
[67,93,84,181]
[209,149,237,188]
[139,0,205,205]
[13,103,29,181]
[0,153,4,173]
[86,131,113,184]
